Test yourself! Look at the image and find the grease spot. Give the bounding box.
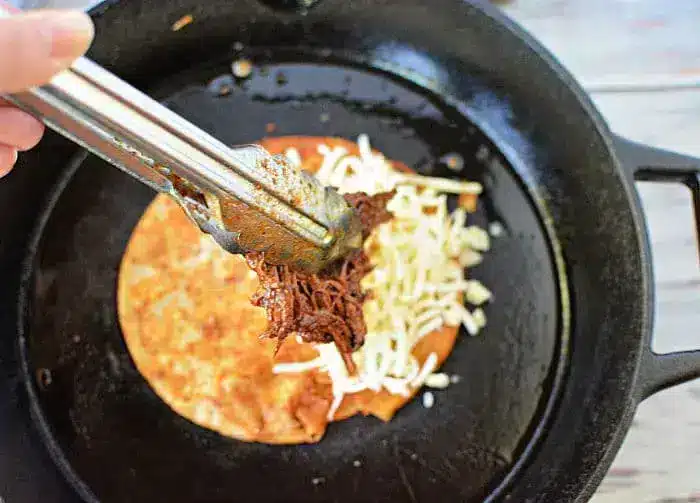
[36,368,52,390]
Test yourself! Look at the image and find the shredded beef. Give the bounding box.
[342,191,394,239]
[246,191,395,373]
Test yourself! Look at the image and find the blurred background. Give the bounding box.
[10,0,700,501]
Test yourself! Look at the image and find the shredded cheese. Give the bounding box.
[424,373,451,389]
[465,280,492,306]
[284,147,303,168]
[272,135,491,418]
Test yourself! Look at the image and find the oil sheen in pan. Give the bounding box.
[19,58,567,503]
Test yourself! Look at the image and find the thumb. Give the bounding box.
[0,9,94,94]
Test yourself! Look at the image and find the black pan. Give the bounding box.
[0,0,698,502]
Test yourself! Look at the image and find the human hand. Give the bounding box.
[0,9,94,177]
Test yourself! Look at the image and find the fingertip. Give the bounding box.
[0,145,19,178]
[17,118,45,151]
[0,10,95,93]
[48,10,95,61]
[0,107,46,150]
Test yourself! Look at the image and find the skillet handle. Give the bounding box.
[614,135,700,398]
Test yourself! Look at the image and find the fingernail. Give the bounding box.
[48,11,95,60]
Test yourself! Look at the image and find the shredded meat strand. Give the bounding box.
[342,191,394,239]
[246,191,394,373]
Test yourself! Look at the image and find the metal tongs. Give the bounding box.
[0,7,361,273]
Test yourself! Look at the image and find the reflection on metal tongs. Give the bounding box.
[3,54,362,273]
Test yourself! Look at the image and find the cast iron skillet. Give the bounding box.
[0,0,699,502]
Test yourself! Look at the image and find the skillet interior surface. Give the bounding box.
[3,0,654,501]
[18,56,565,502]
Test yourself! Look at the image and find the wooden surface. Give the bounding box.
[18,0,700,501]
